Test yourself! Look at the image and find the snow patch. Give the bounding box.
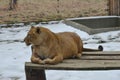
[0,22,120,80]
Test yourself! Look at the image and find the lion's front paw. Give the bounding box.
[38,60,45,65]
[44,58,53,64]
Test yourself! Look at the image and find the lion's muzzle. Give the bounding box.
[24,37,31,46]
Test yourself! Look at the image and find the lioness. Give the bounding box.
[24,26,103,64]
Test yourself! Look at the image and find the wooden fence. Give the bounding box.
[109,0,120,16]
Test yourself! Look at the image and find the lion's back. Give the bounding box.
[57,32,82,44]
[57,32,83,58]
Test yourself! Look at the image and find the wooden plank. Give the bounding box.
[78,51,120,60]
[25,59,120,70]
[82,51,120,60]
[25,51,120,70]
[81,55,120,60]
[83,51,120,55]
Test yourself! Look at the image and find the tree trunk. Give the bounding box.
[9,0,13,10]
[9,0,18,10]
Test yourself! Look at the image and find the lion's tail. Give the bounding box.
[83,45,103,52]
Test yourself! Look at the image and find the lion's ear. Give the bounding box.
[36,27,41,34]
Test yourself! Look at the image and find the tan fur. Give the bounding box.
[24,26,99,64]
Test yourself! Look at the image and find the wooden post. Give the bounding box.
[25,67,46,80]
[109,0,115,15]
[109,0,120,16]
[114,0,117,15]
[118,0,120,15]
[9,0,18,10]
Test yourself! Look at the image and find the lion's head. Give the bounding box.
[24,26,46,46]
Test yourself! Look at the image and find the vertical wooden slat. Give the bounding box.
[109,0,120,16]
[25,67,46,80]
[116,0,120,15]
[115,0,118,15]
[116,0,118,15]
[119,0,120,15]
[109,0,113,15]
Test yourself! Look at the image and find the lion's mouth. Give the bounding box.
[25,42,31,46]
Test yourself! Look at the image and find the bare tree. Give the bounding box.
[9,0,18,10]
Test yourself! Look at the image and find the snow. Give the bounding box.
[0,22,120,80]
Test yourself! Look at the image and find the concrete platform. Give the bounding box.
[63,16,120,34]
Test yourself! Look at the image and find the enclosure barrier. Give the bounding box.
[63,16,120,34]
[25,51,120,80]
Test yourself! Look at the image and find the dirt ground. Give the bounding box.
[0,0,108,24]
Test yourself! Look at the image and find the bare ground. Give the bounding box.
[0,0,108,24]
